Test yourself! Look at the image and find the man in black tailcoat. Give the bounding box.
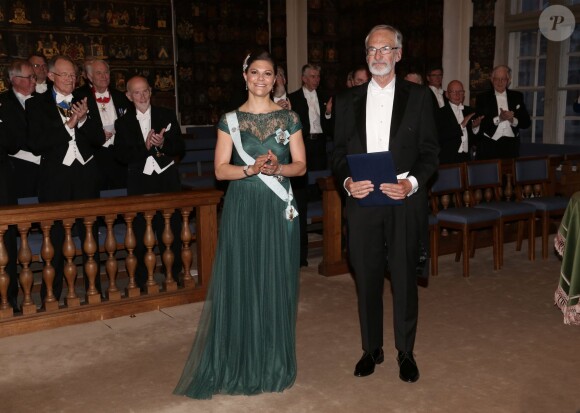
[332,25,439,383]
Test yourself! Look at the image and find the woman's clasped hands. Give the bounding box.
[256,150,279,176]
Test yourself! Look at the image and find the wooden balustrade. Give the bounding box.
[0,189,222,337]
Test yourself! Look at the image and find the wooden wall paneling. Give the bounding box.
[0,0,175,107]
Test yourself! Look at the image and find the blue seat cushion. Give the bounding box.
[475,201,536,216]
[436,207,500,225]
[521,196,570,212]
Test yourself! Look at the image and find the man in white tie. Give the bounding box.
[426,65,445,108]
[288,64,333,267]
[74,58,131,190]
[332,24,439,383]
[435,80,483,164]
[114,76,185,291]
[26,55,104,304]
[28,54,52,94]
[0,59,40,199]
[475,65,531,159]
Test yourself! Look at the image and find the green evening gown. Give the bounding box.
[174,109,302,400]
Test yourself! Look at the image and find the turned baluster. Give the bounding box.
[180,208,195,288]
[40,221,58,311]
[463,190,471,207]
[484,188,493,203]
[162,210,177,292]
[124,213,139,298]
[63,219,80,307]
[533,183,542,197]
[143,211,159,294]
[104,214,120,301]
[524,184,532,199]
[18,224,36,315]
[0,226,12,318]
[83,217,101,304]
[474,189,482,205]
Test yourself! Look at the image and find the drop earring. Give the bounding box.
[245,82,248,90]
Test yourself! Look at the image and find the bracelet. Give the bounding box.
[243,165,251,177]
[275,164,283,176]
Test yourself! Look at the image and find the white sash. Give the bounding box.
[226,111,297,221]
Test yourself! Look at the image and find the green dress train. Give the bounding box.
[174,109,302,400]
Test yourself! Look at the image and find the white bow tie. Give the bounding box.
[56,93,73,104]
[95,91,109,99]
[136,111,150,121]
[451,103,464,111]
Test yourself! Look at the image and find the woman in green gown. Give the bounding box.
[174,50,306,400]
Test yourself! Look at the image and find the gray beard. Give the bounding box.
[369,62,393,76]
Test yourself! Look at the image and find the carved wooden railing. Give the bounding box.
[0,189,222,337]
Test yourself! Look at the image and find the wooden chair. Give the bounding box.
[513,156,570,259]
[428,214,439,276]
[429,163,501,277]
[466,159,535,267]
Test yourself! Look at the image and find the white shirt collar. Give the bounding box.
[95,90,110,99]
[368,77,395,95]
[450,102,464,111]
[303,86,317,98]
[55,90,73,104]
[136,107,151,121]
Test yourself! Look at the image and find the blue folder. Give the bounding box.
[346,151,402,206]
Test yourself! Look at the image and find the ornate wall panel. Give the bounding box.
[174,0,280,126]
[0,0,174,106]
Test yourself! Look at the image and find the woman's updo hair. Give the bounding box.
[242,50,277,74]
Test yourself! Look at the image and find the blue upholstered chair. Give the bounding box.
[466,159,536,267]
[429,163,501,277]
[513,156,570,259]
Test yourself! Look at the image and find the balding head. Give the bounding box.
[446,80,465,105]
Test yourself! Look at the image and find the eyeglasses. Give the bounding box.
[32,63,47,69]
[51,72,77,80]
[366,45,400,56]
[14,75,37,81]
[448,90,465,95]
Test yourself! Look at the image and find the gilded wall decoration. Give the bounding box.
[0,0,174,105]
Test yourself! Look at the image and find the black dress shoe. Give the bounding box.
[397,351,419,383]
[354,348,384,377]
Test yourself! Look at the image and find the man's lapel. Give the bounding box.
[354,87,367,152]
[389,78,408,146]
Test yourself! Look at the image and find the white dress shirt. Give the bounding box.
[9,91,40,165]
[429,86,445,108]
[137,107,173,175]
[303,87,323,134]
[491,91,516,141]
[35,82,48,94]
[96,90,118,147]
[343,77,418,196]
[450,102,469,153]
